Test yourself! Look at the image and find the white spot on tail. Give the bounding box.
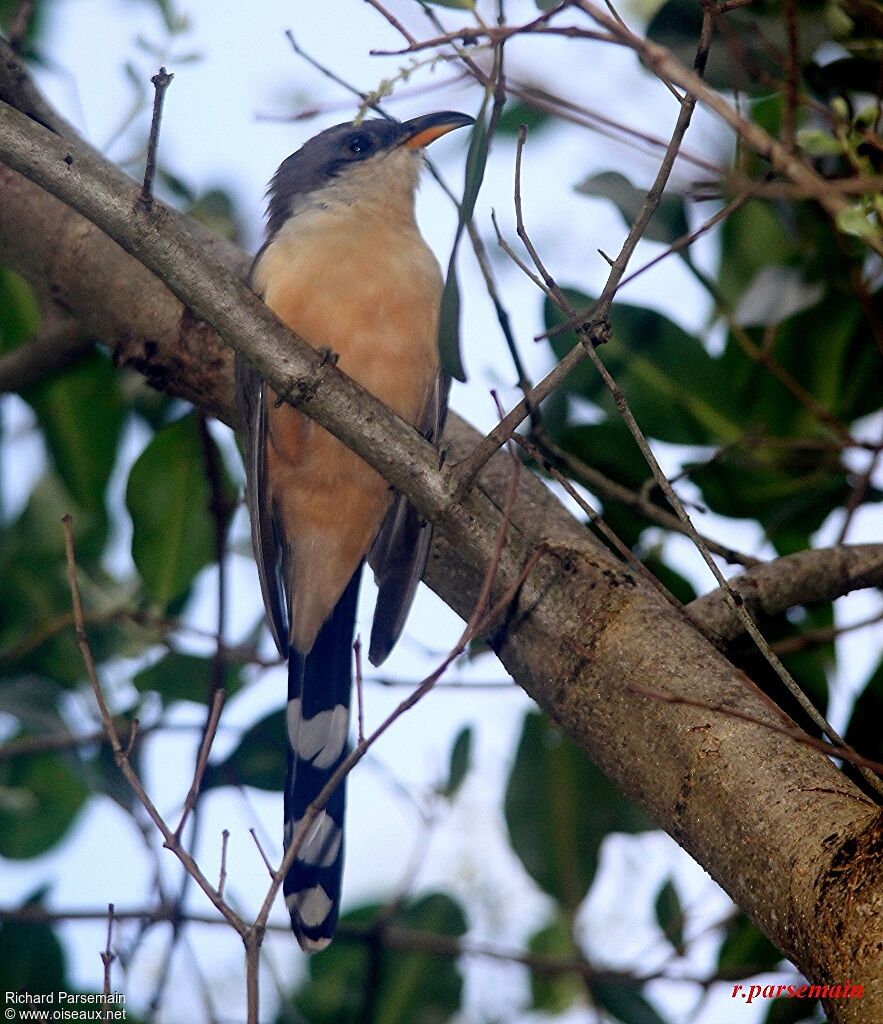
[286,698,348,769]
[286,884,333,928]
[284,811,342,867]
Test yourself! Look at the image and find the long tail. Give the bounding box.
[283,565,362,952]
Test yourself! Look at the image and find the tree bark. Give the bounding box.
[0,55,881,1021]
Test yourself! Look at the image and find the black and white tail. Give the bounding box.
[283,567,361,952]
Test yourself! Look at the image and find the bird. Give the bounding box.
[235,110,474,951]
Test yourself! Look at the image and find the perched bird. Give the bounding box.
[235,111,473,951]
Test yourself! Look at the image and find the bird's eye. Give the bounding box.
[347,134,373,156]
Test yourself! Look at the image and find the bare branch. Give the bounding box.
[60,514,248,938]
[688,544,883,643]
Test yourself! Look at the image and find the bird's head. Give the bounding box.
[265,111,474,237]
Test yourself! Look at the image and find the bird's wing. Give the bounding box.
[367,371,450,666]
[234,352,289,654]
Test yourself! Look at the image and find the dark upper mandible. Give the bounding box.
[265,111,474,239]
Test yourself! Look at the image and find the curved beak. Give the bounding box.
[399,111,475,150]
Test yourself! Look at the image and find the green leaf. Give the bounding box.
[0,892,68,994]
[654,879,684,955]
[576,171,688,245]
[288,893,467,1024]
[835,204,880,241]
[718,201,799,310]
[591,984,670,1024]
[504,711,652,910]
[440,724,472,797]
[717,913,782,975]
[24,350,125,515]
[844,657,883,764]
[421,0,475,8]
[497,97,552,136]
[686,437,853,556]
[528,915,581,1013]
[0,276,123,521]
[372,894,467,1023]
[796,128,844,157]
[545,288,740,446]
[133,651,243,703]
[439,96,488,381]
[438,266,465,382]
[126,413,234,607]
[0,677,68,736]
[0,474,114,684]
[0,745,89,858]
[202,707,284,792]
[0,269,41,352]
[186,187,244,244]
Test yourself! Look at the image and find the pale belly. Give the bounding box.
[253,208,442,651]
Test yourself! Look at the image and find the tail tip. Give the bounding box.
[286,885,336,953]
[295,931,332,954]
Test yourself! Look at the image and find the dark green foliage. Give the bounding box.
[0,744,89,858]
[440,724,472,798]
[126,412,235,608]
[202,706,285,792]
[590,984,670,1024]
[647,0,830,94]
[0,892,68,993]
[845,658,883,765]
[505,712,651,911]
[282,894,467,1024]
[527,915,582,1013]
[654,879,684,956]
[133,650,244,703]
[577,172,689,245]
[718,914,783,975]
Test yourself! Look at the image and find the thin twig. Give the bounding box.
[629,684,883,777]
[836,422,883,544]
[0,901,738,984]
[456,9,716,491]
[574,0,883,258]
[139,67,173,209]
[772,609,883,656]
[512,433,681,608]
[533,430,760,566]
[175,688,226,840]
[60,514,248,937]
[218,830,230,900]
[781,0,800,153]
[101,903,115,1022]
[363,0,418,45]
[354,636,366,745]
[249,828,274,878]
